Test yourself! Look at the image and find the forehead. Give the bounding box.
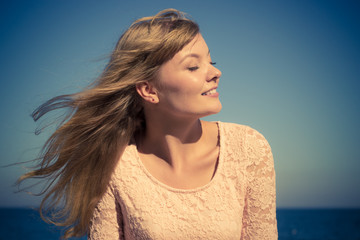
[171,34,209,62]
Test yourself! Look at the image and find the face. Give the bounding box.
[154,34,222,119]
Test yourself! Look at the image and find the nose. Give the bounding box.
[207,64,222,82]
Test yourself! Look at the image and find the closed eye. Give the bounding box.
[210,62,216,65]
[188,66,199,71]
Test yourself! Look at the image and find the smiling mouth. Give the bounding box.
[201,89,217,96]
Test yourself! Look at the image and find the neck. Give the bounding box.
[138,112,204,168]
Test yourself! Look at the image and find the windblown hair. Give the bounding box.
[18,9,199,238]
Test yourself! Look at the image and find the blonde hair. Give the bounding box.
[18,9,199,238]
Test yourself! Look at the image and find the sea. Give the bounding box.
[0,208,359,240]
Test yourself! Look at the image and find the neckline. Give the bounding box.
[132,121,223,193]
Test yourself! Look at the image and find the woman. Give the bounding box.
[19,9,277,239]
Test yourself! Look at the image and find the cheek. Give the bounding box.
[162,75,204,96]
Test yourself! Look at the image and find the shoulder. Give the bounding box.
[218,121,247,140]
[121,144,138,159]
[239,126,274,177]
[218,121,265,135]
[218,121,269,145]
[243,126,272,155]
[218,121,272,161]
[110,144,138,182]
[219,121,269,144]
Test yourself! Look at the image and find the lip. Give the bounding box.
[204,92,219,97]
[201,87,219,97]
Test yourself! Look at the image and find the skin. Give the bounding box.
[136,34,222,189]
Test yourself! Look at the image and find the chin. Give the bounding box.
[212,106,222,115]
[201,103,222,118]
[213,101,222,112]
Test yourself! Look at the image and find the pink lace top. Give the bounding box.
[89,122,277,239]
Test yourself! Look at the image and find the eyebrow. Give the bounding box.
[179,49,210,63]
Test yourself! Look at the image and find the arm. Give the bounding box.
[241,127,277,240]
[88,183,124,240]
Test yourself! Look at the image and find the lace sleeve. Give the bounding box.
[241,127,278,240]
[88,183,124,240]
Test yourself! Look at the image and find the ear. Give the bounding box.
[135,81,159,104]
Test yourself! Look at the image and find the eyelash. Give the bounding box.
[188,62,216,72]
[188,66,199,72]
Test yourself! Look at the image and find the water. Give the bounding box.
[277,209,360,240]
[0,208,359,239]
[0,208,86,240]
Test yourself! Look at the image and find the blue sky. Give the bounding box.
[1,0,359,208]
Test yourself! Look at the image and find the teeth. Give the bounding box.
[202,89,217,96]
